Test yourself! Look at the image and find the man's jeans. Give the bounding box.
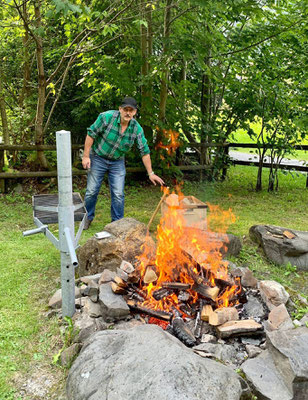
[84,153,126,222]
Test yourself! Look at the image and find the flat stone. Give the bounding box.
[217,320,263,339]
[266,304,293,331]
[245,344,262,358]
[230,267,258,288]
[67,325,250,400]
[99,283,130,321]
[48,287,81,309]
[82,280,99,302]
[242,350,293,400]
[259,280,289,311]
[300,313,308,326]
[266,327,308,398]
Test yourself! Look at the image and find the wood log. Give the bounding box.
[208,307,239,326]
[126,300,172,322]
[111,282,127,295]
[161,282,191,290]
[216,319,263,338]
[172,317,196,347]
[143,266,158,284]
[127,271,139,284]
[191,283,219,301]
[114,276,128,288]
[129,285,147,299]
[201,305,214,322]
[152,288,170,301]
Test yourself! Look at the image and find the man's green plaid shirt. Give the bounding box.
[87,110,150,160]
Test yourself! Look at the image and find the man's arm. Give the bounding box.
[142,154,165,186]
[82,135,94,169]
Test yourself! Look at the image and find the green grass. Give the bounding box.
[0,166,307,398]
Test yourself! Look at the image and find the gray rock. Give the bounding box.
[98,268,116,284]
[249,224,308,271]
[60,343,82,367]
[265,304,293,331]
[300,313,308,326]
[78,273,102,284]
[243,295,267,320]
[83,297,102,318]
[99,283,130,321]
[230,267,258,288]
[242,350,293,400]
[73,312,107,343]
[201,334,217,343]
[113,318,144,330]
[259,280,289,311]
[245,345,262,358]
[67,325,249,400]
[267,327,308,398]
[82,280,99,302]
[48,287,81,309]
[193,342,237,365]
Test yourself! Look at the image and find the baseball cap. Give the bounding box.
[120,97,138,109]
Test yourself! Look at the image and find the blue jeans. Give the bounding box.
[84,153,126,222]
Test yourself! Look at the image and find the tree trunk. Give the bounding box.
[0,73,9,145]
[200,44,211,166]
[34,1,49,168]
[158,0,172,125]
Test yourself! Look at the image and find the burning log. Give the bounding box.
[129,285,147,300]
[111,282,127,295]
[152,288,170,301]
[161,282,191,290]
[216,319,263,338]
[191,283,219,301]
[208,307,239,326]
[215,277,234,289]
[143,266,158,284]
[126,300,172,322]
[172,317,196,347]
[201,305,214,322]
[127,271,139,284]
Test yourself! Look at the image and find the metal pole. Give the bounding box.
[56,130,76,318]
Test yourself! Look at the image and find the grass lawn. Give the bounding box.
[0,166,308,399]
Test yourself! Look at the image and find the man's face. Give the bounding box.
[119,106,136,123]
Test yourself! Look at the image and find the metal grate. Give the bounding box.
[33,192,86,223]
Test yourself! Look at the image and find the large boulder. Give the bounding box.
[249,225,308,271]
[67,324,249,400]
[77,218,155,277]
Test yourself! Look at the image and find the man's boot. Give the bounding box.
[83,219,92,230]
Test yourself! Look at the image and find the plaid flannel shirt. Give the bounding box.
[87,110,150,160]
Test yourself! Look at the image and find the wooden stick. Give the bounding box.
[147,188,169,231]
[161,282,191,290]
[126,300,172,322]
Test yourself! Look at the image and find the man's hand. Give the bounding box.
[149,173,165,186]
[82,156,91,170]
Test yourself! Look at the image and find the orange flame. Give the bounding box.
[136,188,241,317]
[155,129,180,155]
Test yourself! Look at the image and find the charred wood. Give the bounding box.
[191,283,219,301]
[172,317,196,347]
[126,300,172,322]
[152,287,170,301]
[161,282,191,290]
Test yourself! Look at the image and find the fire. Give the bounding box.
[155,128,180,158]
[136,188,241,319]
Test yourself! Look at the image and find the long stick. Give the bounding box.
[147,188,169,231]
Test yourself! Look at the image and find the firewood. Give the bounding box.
[192,283,219,301]
[120,260,135,274]
[129,285,147,299]
[216,319,263,338]
[114,276,128,288]
[161,282,191,290]
[214,277,234,288]
[172,317,196,347]
[126,300,172,322]
[111,282,127,295]
[143,266,158,284]
[152,288,170,301]
[201,305,214,322]
[127,271,139,284]
[209,307,239,326]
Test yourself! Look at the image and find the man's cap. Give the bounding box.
[120,97,138,109]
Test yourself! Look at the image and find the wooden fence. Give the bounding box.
[0,142,307,191]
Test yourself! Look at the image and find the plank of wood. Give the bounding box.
[201,305,214,322]
[208,307,238,326]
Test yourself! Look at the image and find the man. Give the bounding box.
[82,97,164,229]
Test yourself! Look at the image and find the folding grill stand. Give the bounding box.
[23,131,87,318]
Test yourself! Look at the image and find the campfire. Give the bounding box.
[110,189,262,346]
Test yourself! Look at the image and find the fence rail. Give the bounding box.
[0,142,307,191]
